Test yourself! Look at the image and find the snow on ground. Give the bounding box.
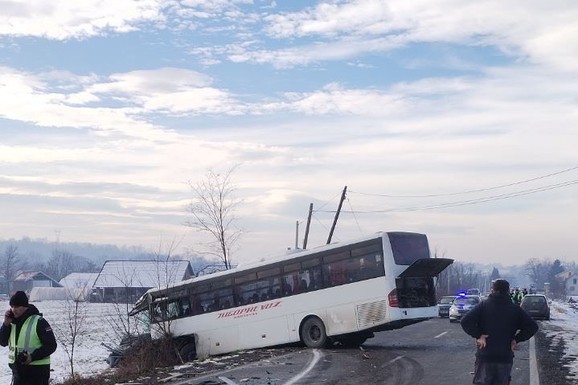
[544,300,578,380]
[0,299,577,384]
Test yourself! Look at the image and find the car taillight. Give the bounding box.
[388,289,399,307]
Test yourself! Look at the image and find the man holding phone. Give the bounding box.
[0,291,57,385]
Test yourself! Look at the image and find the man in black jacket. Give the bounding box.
[0,291,57,385]
[461,279,538,385]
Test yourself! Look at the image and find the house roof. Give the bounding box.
[14,271,62,286]
[14,271,43,281]
[59,273,100,289]
[93,260,192,288]
[556,270,575,281]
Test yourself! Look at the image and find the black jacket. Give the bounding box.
[0,304,57,366]
[460,292,538,363]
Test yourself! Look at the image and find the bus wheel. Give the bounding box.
[178,342,197,362]
[301,316,327,348]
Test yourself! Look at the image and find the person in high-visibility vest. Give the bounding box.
[0,291,57,385]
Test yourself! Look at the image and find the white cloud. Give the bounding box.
[258,0,578,71]
[86,68,242,114]
[0,0,165,39]
[0,66,170,139]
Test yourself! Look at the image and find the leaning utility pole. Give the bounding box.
[327,186,347,244]
[302,203,313,249]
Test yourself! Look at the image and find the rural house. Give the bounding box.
[558,270,578,300]
[12,271,62,294]
[92,260,194,303]
[29,272,101,302]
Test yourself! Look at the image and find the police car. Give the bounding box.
[448,293,481,323]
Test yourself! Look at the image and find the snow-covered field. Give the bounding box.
[1,299,577,384]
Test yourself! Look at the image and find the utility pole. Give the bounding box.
[327,186,347,244]
[295,220,299,249]
[303,203,313,249]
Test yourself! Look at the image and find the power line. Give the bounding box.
[346,197,363,234]
[316,178,578,214]
[349,166,578,198]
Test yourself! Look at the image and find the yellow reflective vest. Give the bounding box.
[8,314,50,365]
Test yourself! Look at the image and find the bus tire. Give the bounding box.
[300,316,327,348]
[179,342,197,362]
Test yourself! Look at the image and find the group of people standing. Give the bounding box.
[510,287,528,305]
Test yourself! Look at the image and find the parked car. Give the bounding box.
[449,295,481,322]
[520,294,550,320]
[437,295,457,318]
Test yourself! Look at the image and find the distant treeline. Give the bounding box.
[0,236,217,282]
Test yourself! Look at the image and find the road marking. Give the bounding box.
[218,376,239,385]
[530,337,539,385]
[283,349,322,385]
[385,356,404,365]
[434,331,448,338]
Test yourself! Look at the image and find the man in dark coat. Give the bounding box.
[0,291,57,385]
[461,279,538,385]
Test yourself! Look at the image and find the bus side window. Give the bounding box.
[306,266,323,290]
[221,299,231,309]
[180,300,191,316]
[191,295,203,315]
[267,277,281,300]
[167,301,179,319]
[282,273,298,295]
[151,303,164,322]
[324,262,347,287]
[282,279,292,296]
[199,292,212,313]
[219,290,234,309]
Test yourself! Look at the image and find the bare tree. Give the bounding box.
[1,244,22,294]
[104,264,144,344]
[46,249,75,281]
[185,166,243,270]
[525,258,549,291]
[55,282,90,380]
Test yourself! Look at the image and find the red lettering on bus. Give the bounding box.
[217,301,282,319]
[260,301,281,310]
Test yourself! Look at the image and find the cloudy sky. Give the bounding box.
[1,0,577,266]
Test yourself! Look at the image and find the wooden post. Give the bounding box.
[303,203,313,249]
[327,186,347,244]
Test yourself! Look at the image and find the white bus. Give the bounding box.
[130,231,453,360]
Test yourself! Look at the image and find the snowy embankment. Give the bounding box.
[544,300,578,380]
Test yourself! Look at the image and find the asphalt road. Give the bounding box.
[169,317,545,385]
